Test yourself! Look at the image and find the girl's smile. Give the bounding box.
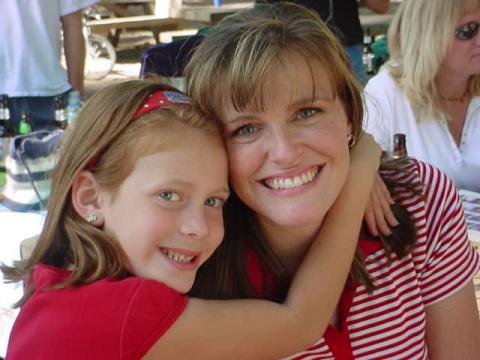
[100,122,229,293]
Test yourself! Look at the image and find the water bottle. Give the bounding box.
[66,90,81,124]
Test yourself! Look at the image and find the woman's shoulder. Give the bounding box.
[365,66,399,94]
[380,157,461,224]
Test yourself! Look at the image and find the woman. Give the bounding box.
[364,0,480,192]
[186,2,480,359]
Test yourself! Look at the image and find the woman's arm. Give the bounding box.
[425,282,480,359]
[144,134,381,359]
[362,0,390,14]
[419,162,480,359]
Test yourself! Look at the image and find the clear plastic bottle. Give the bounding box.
[66,90,81,124]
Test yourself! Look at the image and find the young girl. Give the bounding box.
[185,2,480,359]
[1,80,381,359]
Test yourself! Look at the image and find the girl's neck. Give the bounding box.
[257,217,321,275]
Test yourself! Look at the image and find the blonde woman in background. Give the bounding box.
[364,0,480,192]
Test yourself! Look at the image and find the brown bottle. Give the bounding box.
[392,133,407,158]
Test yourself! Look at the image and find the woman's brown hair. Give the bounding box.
[1,80,221,307]
[186,2,418,300]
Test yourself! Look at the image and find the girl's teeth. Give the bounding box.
[162,250,194,263]
[264,168,319,190]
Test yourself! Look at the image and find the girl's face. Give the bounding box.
[101,125,229,293]
[219,54,351,236]
[441,7,480,79]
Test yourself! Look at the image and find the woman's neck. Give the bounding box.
[257,217,321,275]
[436,70,470,101]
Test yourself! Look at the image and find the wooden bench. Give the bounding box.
[86,15,188,43]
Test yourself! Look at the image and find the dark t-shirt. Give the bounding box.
[256,0,364,46]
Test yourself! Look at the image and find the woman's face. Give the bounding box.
[219,54,351,234]
[442,7,480,79]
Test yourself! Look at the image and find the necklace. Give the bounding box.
[439,89,470,102]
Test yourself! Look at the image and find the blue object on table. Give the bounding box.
[213,0,222,7]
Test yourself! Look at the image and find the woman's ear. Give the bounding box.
[71,170,105,226]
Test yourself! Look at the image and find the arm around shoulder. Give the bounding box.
[144,135,381,359]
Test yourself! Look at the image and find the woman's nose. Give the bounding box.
[267,127,303,166]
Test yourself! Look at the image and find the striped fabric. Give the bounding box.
[1,130,63,211]
[250,160,480,360]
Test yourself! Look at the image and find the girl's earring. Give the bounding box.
[347,134,356,148]
[86,214,97,223]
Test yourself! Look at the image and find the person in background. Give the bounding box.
[1,80,381,359]
[364,0,480,192]
[0,0,97,131]
[186,2,480,358]
[256,0,390,85]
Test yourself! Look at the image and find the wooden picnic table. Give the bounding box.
[86,15,187,43]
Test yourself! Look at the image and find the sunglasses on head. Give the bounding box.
[455,21,480,41]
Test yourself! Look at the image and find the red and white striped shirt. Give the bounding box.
[248,160,480,360]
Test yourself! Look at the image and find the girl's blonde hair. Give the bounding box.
[387,0,480,119]
[2,80,221,306]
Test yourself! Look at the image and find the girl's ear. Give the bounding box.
[71,170,105,226]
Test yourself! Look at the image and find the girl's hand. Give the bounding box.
[348,132,382,184]
[364,174,399,236]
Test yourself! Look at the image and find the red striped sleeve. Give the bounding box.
[416,162,480,306]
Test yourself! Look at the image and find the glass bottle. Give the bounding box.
[0,94,12,173]
[362,30,375,76]
[54,95,67,129]
[19,111,33,134]
[392,133,407,159]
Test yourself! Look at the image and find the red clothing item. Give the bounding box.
[247,160,480,359]
[6,264,188,359]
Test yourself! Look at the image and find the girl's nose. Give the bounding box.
[179,205,209,239]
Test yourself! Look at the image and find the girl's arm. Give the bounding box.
[144,133,381,359]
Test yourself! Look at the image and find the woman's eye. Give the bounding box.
[233,124,258,137]
[297,108,319,120]
[204,197,224,208]
[159,191,181,202]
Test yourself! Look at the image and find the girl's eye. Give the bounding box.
[233,124,258,137]
[204,197,224,208]
[297,108,319,120]
[159,191,181,202]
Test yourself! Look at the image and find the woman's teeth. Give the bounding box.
[162,249,195,263]
[264,168,319,190]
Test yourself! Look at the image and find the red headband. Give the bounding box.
[86,90,191,169]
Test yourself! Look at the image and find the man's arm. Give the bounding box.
[362,0,390,14]
[61,10,85,95]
